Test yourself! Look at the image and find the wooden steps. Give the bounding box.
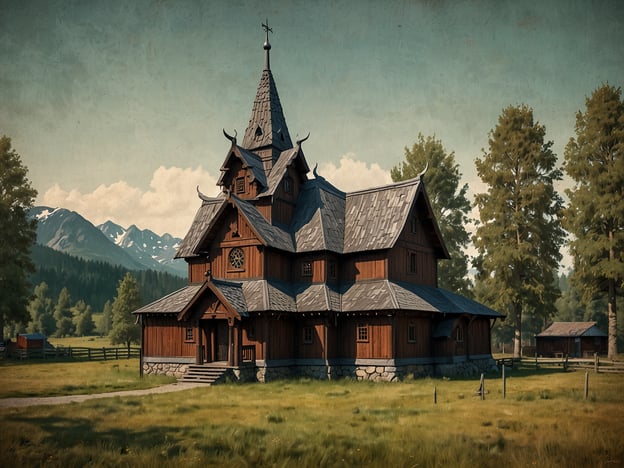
[179,365,230,384]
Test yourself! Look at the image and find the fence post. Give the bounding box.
[87,348,91,360]
[535,353,538,370]
[433,385,437,405]
[584,371,589,400]
[564,354,568,372]
[115,348,119,360]
[479,373,485,400]
[502,364,506,399]
[103,347,107,361]
[594,353,599,374]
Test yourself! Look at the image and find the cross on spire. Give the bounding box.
[262,19,272,70]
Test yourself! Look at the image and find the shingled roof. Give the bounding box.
[242,68,293,155]
[537,322,607,338]
[135,279,502,318]
[175,196,226,258]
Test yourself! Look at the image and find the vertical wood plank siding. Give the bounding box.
[143,317,196,357]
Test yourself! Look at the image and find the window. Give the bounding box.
[455,326,464,343]
[328,261,337,279]
[248,324,256,340]
[303,326,313,344]
[185,327,194,342]
[409,252,417,274]
[410,215,419,234]
[357,323,369,342]
[236,177,245,194]
[229,247,245,269]
[302,260,313,277]
[284,177,292,194]
[408,323,417,343]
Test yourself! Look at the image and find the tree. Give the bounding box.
[110,272,141,351]
[28,282,56,336]
[99,300,113,336]
[54,287,75,337]
[73,300,95,336]
[473,104,565,358]
[563,84,624,358]
[0,136,37,339]
[391,134,473,295]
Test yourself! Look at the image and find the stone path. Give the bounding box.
[0,382,205,408]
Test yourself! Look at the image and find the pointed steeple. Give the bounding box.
[242,20,293,167]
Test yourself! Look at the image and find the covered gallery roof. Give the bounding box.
[134,279,503,319]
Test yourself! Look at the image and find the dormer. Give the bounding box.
[216,145,267,200]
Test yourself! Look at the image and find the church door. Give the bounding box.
[216,321,229,362]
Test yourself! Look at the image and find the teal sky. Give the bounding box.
[1,0,623,243]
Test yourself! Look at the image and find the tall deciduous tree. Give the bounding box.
[28,282,56,336]
[110,273,141,351]
[473,105,564,358]
[563,84,624,358]
[391,134,472,295]
[54,287,74,337]
[0,136,37,339]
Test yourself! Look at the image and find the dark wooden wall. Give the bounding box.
[143,317,195,357]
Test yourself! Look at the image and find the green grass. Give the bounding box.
[1,369,623,467]
[47,335,115,348]
[0,359,174,398]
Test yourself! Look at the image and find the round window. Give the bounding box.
[229,248,245,269]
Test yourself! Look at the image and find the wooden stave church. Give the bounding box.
[133,29,503,382]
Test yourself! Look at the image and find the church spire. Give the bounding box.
[242,21,293,165]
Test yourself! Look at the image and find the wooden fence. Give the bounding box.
[496,354,624,374]
[8,346,140,361]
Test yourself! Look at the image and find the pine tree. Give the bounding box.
[0,136,38,339]
[110,273,141,351]
[391,133,472,295]
[28,282,56,336]
[473,104,565,357]
[54,287,75,337]
[563,84,624,358]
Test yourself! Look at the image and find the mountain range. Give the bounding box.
[30,206,187,277]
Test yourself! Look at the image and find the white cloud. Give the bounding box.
[319,154,393,192]
[42,166,218,237]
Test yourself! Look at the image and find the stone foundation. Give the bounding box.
[143,361,189,378]
[142,356,497,383]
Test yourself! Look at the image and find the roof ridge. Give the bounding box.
[345,176,420,197]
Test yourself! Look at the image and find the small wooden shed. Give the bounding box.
[16,333,47,350]
[535,322,607,358]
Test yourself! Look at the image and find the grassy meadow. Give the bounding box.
[1,363,623,467]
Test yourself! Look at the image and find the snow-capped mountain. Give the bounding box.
[30,207,185,277]
[98,221,186,276]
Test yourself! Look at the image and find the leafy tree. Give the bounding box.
[473,104,565,357]
[73,300,95,336]
[28,282,56,336]
[54,287,75,337]
[99,300,113,335]
[110,272,141,351]
[563,84,624,358]
[0,136,37,339]
[391,134,472,295]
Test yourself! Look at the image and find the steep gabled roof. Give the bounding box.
[292,176,346,253]
[175,195,227,258]
[231,195,295,252]
[216,145,268,189]
[261,144,310,197]
[537,322,607,338]
[343,178,420,254]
